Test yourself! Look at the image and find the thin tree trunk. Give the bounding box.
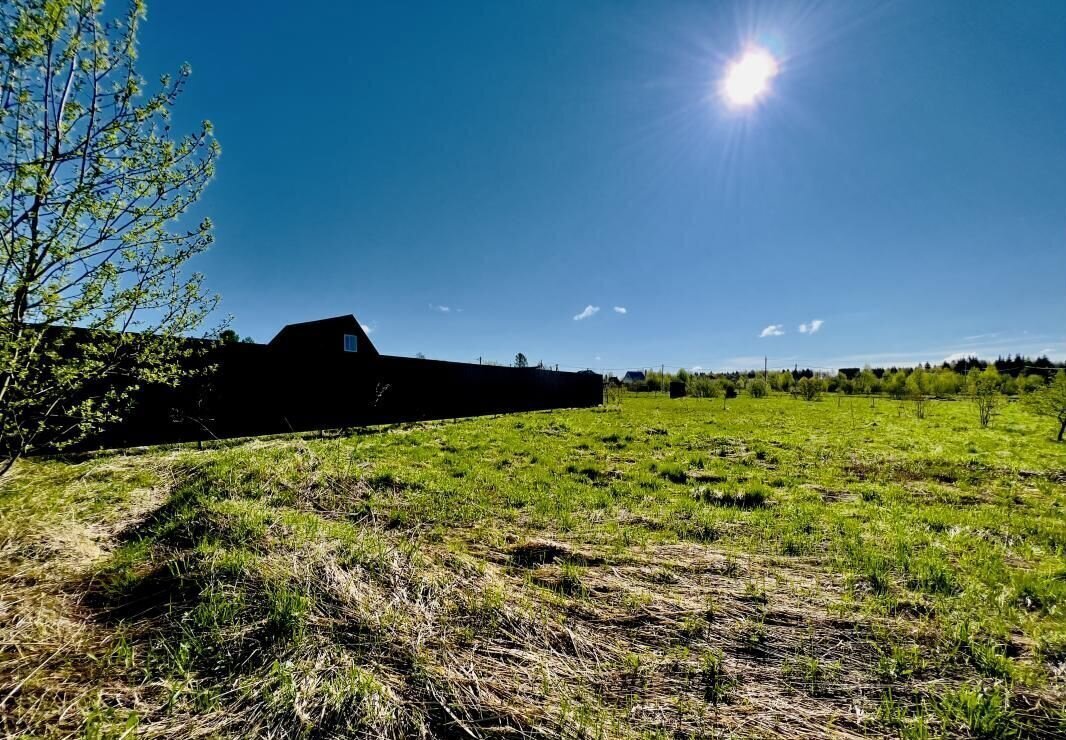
[1058,419,1065,443]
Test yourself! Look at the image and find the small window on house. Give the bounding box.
[343,334,358,352]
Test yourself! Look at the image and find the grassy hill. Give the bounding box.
[2,394,1065,738]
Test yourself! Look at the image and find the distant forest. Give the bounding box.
[707,354,1062,383]
[837,354,1065,380]
[622,354,1065,400]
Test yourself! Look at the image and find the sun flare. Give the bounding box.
[721,47,779,107]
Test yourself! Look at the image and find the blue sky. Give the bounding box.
[138,0,1065,373]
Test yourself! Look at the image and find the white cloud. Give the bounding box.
[759,324,785,338]
[691,365,703,372]
[430,304,451,313]
[613,306,627,314]
[573,305,600,321]
[798,319,824,334]
[360,323,374,335]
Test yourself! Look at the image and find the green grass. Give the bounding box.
[2,393,1065,738]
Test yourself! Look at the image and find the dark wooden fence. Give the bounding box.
[90,345,603,449]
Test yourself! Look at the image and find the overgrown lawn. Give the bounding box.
[2,394,1064,738]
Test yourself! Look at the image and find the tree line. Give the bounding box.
[620,360,1066,440]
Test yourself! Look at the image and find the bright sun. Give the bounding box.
[721,47,779,107]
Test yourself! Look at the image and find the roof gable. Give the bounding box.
[268,314,378,355]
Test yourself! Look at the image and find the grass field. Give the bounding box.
[2,393,1065,738]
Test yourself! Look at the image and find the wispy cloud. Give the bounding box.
[613,306,627,314]
[759,324,784,338]
[574,305,600,321]
[691,365,703,372]
[798,319,824,335]
[429,304,451,313]
[360,323,374,335]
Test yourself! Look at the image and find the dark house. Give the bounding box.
[268,315,379,357]
[71,313,602,451]
[622,370,646,384]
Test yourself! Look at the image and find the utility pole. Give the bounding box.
[764,356,768,381]
[661,364,665,395]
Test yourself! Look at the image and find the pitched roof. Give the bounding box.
[268,314,379,355]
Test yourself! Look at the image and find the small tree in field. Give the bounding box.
[514,353,528,368]
[968,366,1001,428]
[796,376,822,401]
[748,378,768,398]
[774,370,793,393]
[1025,370,1066,442]
[856,367,879,407]
[1,1,219,475]
[906,369,929,419]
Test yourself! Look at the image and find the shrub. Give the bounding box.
[688,376,719,398]
[796,377,822,401]
[1023,370,1066,441]
[748,379,768,398]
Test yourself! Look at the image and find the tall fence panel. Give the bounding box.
[86,348,603,450]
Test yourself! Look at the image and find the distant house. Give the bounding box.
[622,370,646,384]
[268,315,378,357]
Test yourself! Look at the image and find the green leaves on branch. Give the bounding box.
[1,0,219,471]
[1023,370,1066,442]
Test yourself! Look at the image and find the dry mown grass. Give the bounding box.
[1,475,884,739]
